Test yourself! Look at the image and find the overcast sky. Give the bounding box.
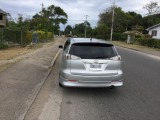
[0,0,159,30]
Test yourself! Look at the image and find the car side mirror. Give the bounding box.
[59,45,63,48]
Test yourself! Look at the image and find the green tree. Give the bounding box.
[142,14,160,29]
[72,23,85,37]
[98,7,131,33]
[93,24,109,39]
[65,25,72,35]
[7,15,31,31]
[127,12,142,30]
[31,5,68,33]
[72,21,92,37]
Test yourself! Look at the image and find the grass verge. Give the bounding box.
[113,41,160,57]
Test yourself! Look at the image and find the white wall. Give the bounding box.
[148,26,160,39]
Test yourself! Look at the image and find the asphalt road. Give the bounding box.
[1,38,160,120]
[59,47,160,120]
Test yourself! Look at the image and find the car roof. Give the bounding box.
[69,38,113,45]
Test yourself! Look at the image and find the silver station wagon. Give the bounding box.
[59,38,123,88]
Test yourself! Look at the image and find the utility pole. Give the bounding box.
[41,2,44,10]
[84,15,89,38]
[41,2,44,16]
[110,0,115,41]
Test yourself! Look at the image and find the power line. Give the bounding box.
[67,19,98,21]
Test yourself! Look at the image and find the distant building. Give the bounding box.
[0,8,8,28]
[146,23,160,39]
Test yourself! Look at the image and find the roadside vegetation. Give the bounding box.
[64,1,160,49]
[0,41,8,49]
[0,4,67,49]
[1,1,160,50]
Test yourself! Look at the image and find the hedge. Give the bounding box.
[93,35,110,40]
[22,31,32,45]
[22,31,53,45]
[112,33,127,41]
[135,38,160,49]
[37,31,53,42]
[93,33,127,41]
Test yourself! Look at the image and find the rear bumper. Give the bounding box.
[59,70,123,88]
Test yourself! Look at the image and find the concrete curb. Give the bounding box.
[22,50,61,120]
[49,50,61,67]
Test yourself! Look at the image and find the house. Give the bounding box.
[0,8,8,28]
[146,23,160,39]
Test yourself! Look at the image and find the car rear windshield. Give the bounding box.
[69,43,117,59]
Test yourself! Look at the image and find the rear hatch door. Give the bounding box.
[69,42,120,76]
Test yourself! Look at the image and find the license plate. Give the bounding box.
[90,64,101,69]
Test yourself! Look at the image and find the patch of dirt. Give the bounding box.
[0,47,34,60]
[0,63,13,72]
[0,39,56,72]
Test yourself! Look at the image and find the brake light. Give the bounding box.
[68,80,77,82]
[64,54,81,60]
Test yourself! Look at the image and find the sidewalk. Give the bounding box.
[113,41,160,57]
[0,37,66,120]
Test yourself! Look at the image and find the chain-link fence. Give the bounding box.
[0,28,22,46]
[0,28,54,47]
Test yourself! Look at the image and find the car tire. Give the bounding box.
[59,82,63,87]
[109,86,115,89]
[58,73,63,87]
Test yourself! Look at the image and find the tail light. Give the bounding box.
[64,54,81,60]
[68,80,77,82]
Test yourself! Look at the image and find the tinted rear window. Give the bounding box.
[69,43,117,59]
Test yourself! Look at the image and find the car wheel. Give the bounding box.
[109,86,115,89]
[59,82,63,87]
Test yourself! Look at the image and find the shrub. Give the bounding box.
[135,38,160,49]
[0,42,8,49]
[93,35,110,40]
[37,31,53,42]
[143,34,152,39]
[22,31,54,45]
[22,31,32,45]
[135,35,142,38]
[112,33,127,41]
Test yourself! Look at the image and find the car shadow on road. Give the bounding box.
[61,87,123,98]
